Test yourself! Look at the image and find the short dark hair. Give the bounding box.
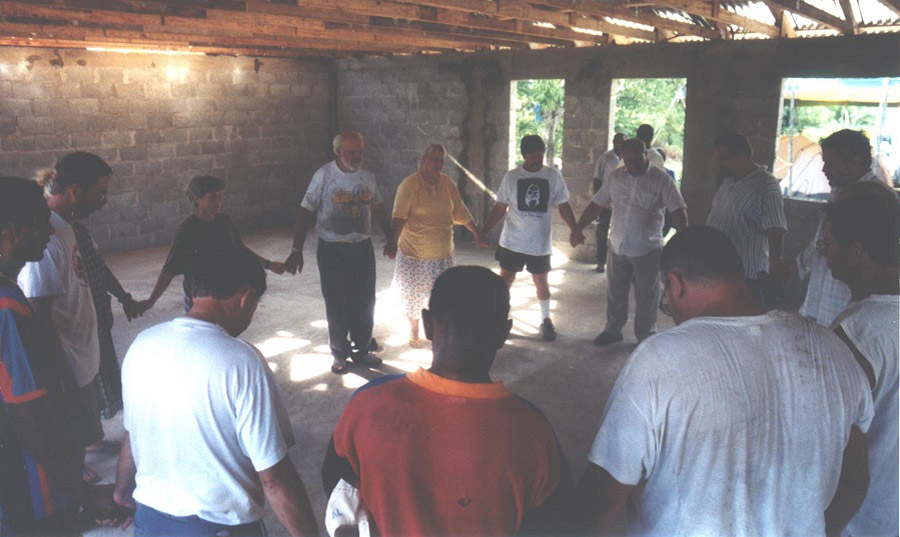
[36,152,112,195]
[520,135,546,156]
[186,175,225,204]
[825,192,900,268]
[0,176,45,229]
[636,124,654,143]
[820,129,872,170]
[661,226,745,281]
[188,247,267,299]
[621,137,646,155]
[713,133,753,157]
[428,266,510,340]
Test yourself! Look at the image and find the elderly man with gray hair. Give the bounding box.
[284,132,395,374]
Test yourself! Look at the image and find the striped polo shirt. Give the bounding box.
[0,283,73,528]
[706,167,786,279]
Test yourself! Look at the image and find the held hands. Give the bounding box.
[121,297,143,322]
[569,229,586,248]
[473,230,490,249]
[267,261,287,275]
[384,240,398,260]
[284,250,304,275]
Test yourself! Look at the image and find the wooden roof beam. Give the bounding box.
[529,0,721,40]
[879,0,900,18]
[760,0,854,32]
[629,0,780,36]
[260,0,609,45]
[399,0,657,41]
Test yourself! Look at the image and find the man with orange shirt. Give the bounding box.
[322,266,571,536]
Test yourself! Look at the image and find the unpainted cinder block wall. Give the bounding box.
[336,33,899,262]
[0,48,332,251]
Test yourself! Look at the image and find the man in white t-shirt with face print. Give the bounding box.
[481,135,581,342]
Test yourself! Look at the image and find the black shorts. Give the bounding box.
[495,246,551,274]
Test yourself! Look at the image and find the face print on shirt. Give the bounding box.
[327,184,374,235]
[516,177,550,214]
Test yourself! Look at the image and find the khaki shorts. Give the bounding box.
[75,376,105,449]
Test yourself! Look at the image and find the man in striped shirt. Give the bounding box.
[706,133,786,307]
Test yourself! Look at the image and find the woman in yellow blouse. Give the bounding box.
[389,143,487,347]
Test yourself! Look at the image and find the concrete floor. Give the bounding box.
[85,226,675,536]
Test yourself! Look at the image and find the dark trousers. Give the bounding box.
[595,209,611,266]
[317,238,376,360]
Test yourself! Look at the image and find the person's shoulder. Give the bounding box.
[0,284,29,316]
[342,374,410,412]
[543,166,564,180]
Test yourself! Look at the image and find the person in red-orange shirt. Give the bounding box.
[322,265,572,537]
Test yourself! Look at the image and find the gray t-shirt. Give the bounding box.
[301,161,382,243]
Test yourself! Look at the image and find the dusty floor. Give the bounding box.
[85,226,675,536]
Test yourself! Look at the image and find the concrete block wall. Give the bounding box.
[336,56,509,227]
[0,48,332,251]
[336,34,899,261]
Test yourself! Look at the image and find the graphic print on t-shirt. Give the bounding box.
[516,177,550,214]
[328,184,374,235]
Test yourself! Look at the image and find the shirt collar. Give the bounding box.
[407,368,511,399]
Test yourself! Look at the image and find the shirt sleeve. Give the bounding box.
[495,172,513,205]
[592,172,612,208]
[449,179,475,225]
[16,241,64,299]
[232,352,290,472]
[758,183,787,231]
[300,169,325,212]
[162,220,193,276]
[552,170,570,207]
[392,176,415,220]
[660,173,687,212]
[587,366,657,486]
[0,308,48,404]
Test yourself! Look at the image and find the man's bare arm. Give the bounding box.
[259,456,321,537]
[574,463,634,536]
[825,426,869,537]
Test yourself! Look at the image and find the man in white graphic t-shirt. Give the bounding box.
[481,135,581,341]
[576,226,872,537]
[824,191,899,537]
[283,132,395,375]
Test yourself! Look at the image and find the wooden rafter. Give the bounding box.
[879,0,900,17]
[529,0,721,40]
[627,0,781,36]
[837,0,858,30]
[760,0,854,32]
[389,0,658,41]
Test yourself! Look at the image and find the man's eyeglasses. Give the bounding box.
[659,276,673,317]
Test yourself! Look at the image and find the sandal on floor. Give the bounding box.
[349,352,382,367]
[409,338,424,349]
[331,361,349,375]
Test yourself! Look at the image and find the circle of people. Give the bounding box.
[0,125,896,537]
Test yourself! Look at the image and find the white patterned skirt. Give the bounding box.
[392,250,454,319]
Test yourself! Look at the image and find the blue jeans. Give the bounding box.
[134,504,266,537]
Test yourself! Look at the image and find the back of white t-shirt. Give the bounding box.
[589,311,873,537]
[17,211,99,388]
[833,295,899,537]
[122,318,295,525]
[496,165,569,256]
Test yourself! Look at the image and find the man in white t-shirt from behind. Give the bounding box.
[113,247,319,536]
[575,226,873,537]
[823,191,900,537]
[572,138,688,345]
[481,135,581,342]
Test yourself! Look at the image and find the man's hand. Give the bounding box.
[284,251,304,275]
[570,229,586,248]
[474,230,490,248]
[121,298,142,321]
[134,299,154,316]
[85,484,136,529]
[268,261,287,275]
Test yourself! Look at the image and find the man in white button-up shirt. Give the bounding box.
[590,133,625,273]
[573,138,688,345]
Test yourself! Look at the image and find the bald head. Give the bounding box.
[333,131,364,172]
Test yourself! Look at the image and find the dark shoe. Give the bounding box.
[331,360,349,375]
[349,352,382,367]
[368,338,382,352]
[593,332,623,346]
[541,319,557,341]
[595,264,606,273]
